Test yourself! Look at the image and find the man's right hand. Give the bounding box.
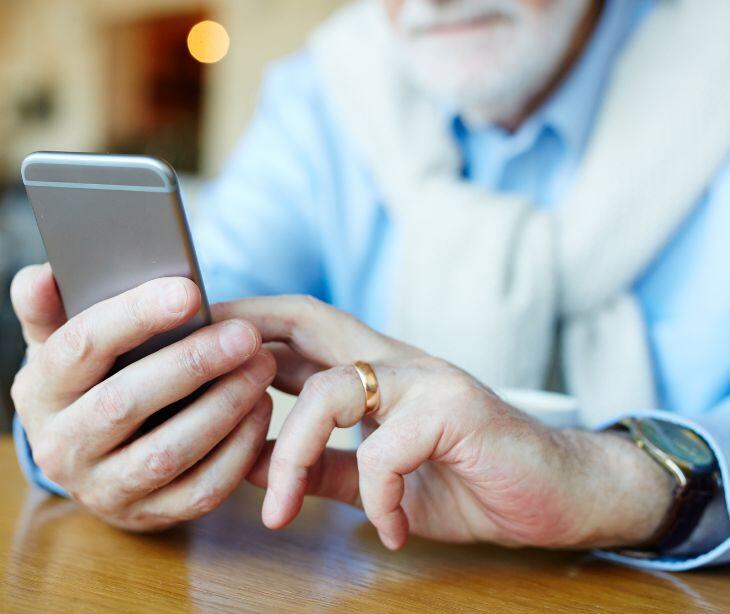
[10,263,275,532]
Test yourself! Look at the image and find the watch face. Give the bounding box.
[635,419,716,473]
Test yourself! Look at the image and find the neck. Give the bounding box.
[494,1,605,133]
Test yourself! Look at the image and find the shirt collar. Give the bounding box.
[453,0,653,162]
[540,0,652,160]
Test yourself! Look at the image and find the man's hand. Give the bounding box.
[219,295,675,551]
[10,263,275,532]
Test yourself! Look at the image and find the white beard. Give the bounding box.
[391,0,592,124]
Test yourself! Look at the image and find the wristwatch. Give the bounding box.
[614,418,719,555]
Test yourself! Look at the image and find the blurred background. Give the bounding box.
[0,0,347,433]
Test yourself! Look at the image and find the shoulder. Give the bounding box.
[214,50,344,192]
[249,50,370,190]
[210,49,373,216]
[222,50,355,174]
[261,51,321,100]
[256,51,342,152]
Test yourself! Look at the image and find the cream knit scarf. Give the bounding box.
[309,0,730,425]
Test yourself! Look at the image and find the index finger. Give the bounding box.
[262,363,403,529]
[213,295,402,367]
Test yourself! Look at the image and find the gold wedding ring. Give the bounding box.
[352,361,381,416]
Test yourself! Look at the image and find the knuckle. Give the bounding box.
[113,468,141,501]
[414,355,449,370]
[122,513,178,533]
[294,294,325,313]
[433,372,488,426]
[267,454,296,483]
[77,489,118,517]
[250,394,274,427]
[453,379,486,409]
[255,348,277,378]
[268,454,290,475]
[389,419,419,446]
[54,317,93,367]
[281,295,326,334]
[143,446,180,482]
[189,485,225,517]
[356,441,382,472]
[441,369,479,399]
[93,379,131,427]
[123,295,154,335]
[461,383,487,408]
[302,370,337,400]
[216,379,244,413]
[178,341,213,380]
[33,438,67,483]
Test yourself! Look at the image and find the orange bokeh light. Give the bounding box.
[187,20,230,64]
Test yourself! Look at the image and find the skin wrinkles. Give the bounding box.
[10,263,275,532]
[233,295,674,552]
[437,416,577,547]
[11,259,676,548]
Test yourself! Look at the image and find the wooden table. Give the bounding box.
[0,437,727,612]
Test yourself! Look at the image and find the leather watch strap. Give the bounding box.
[649,472,717,552]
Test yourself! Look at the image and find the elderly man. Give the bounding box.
[10,0,730,571]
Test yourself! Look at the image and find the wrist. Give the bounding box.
[560,428,676,549]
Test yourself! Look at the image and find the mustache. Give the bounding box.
[395,0,522,35]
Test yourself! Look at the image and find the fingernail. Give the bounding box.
[161,279,189,314]
[219,320,256,359]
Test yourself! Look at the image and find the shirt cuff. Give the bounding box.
[13,415,68,498]
[592,409,730,571]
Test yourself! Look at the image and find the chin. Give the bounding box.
[391,0,593,120]
[397,36,549,119]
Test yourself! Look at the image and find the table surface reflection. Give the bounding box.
[0,437,727,612]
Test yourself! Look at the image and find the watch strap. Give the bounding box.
[649,472,717,552]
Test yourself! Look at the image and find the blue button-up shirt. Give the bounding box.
[16,0,730,570]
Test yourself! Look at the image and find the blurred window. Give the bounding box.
[105,13,205,173]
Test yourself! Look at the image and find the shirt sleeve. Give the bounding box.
[593,398,730,571]
[13,52,335,495]
[13,414,67,497]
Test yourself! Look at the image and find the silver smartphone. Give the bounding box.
[22,152,211,426]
